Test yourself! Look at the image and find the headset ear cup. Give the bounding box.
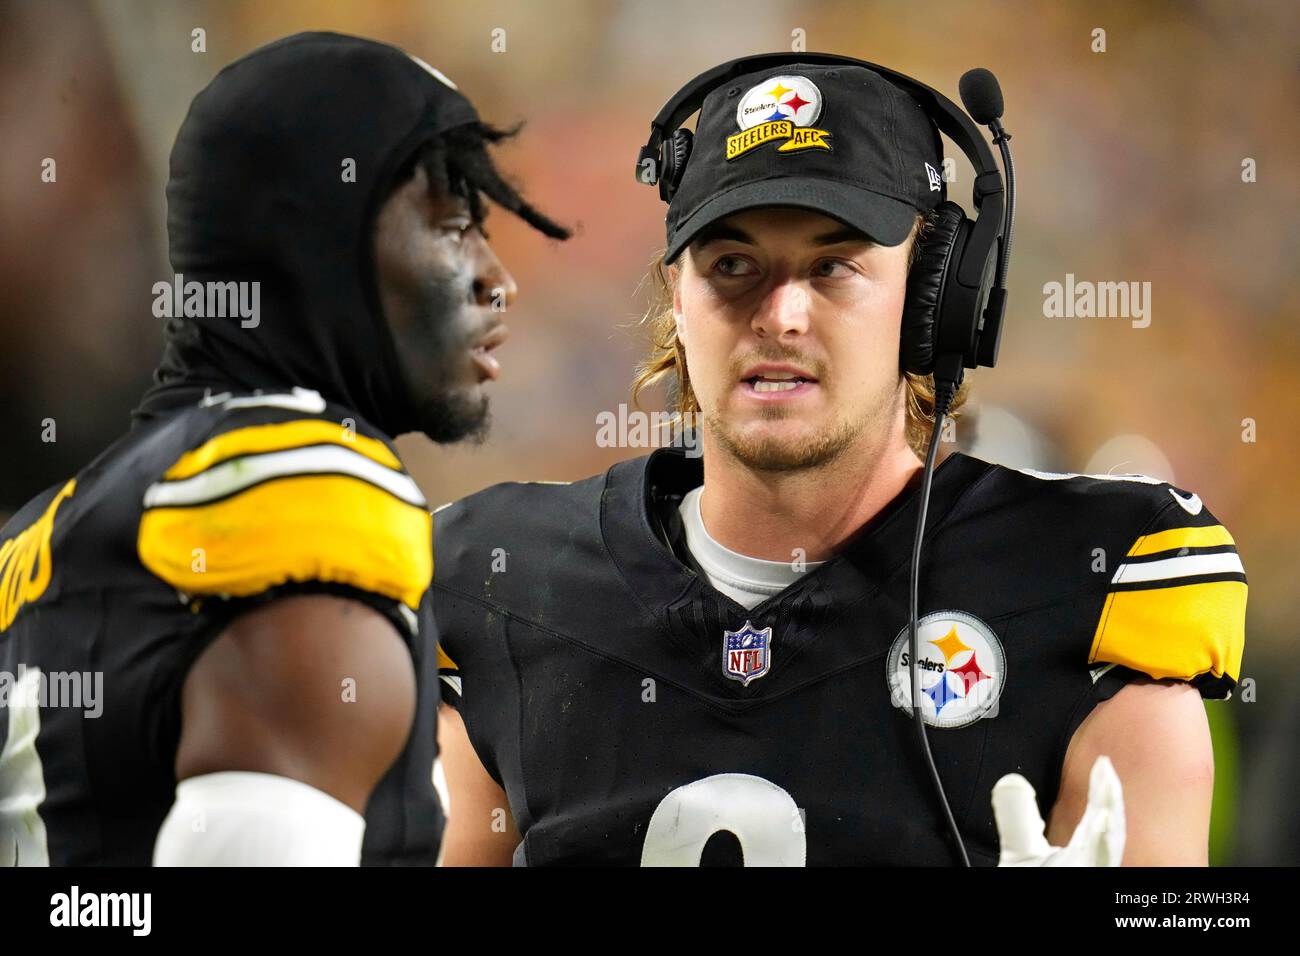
[660,128,694,203]
[901,201,968,375]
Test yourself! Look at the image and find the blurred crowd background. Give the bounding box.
[1,0,1295,864]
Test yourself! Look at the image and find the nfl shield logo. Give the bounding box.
[723,621,772,686]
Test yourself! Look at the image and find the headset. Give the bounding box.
[636,52,1018,867]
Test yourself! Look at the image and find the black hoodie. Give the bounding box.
[135,31,480,437]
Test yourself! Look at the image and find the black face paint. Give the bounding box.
[134,31,482,438]
[391,251,492,444]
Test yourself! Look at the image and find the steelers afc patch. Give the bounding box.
[887,611,1005,729]
[727,74,832,161]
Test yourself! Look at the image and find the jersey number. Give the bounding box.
[0,667,51,865]
[640,772,806,866]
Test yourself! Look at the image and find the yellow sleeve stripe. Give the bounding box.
[139,473,432,609]
[1128,523,1235,557]
[165,419,401,480]
[437,644,458,671]
[1088,579,1246,683]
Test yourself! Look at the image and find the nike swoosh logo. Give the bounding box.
[1169,488,1203,515]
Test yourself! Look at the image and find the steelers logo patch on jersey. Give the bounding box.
[727,75,831,160]
[886,611,1006,729]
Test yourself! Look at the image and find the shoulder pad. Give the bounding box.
[138,397,431,610]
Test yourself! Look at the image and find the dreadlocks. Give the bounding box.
[407,121,571,241]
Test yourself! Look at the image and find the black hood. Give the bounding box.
[134,31,481,436]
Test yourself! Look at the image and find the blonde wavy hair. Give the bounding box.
[631,210,972,461]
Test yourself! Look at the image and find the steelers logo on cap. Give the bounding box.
[886,610,1006,729]
[726,75,832,161]
[735,75,824,131]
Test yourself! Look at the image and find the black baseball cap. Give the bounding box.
[664,62,947,264]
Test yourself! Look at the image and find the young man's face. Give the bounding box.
[373,162,517,443]
[674,206,915,472]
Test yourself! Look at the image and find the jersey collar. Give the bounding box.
[601,446,993,694]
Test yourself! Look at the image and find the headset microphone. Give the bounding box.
[958,68,1015,371]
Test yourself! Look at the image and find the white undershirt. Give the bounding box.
[678,485,825,610]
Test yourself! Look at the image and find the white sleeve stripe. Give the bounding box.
[1089,662,1118,684]
[439,675,463,696]
[1011,466,1166,485]
[1112,551,1245,585]
[143,445,427,509]
[197,386,327,412]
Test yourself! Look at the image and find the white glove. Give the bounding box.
[992,755,1125,866]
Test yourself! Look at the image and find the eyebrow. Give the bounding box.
[691,222,879,250]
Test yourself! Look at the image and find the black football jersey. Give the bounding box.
[432,447,1246,866]
[0,389,443,865]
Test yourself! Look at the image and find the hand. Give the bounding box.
[992,755,1125,866]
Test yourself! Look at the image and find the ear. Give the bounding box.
[671,265,686,346]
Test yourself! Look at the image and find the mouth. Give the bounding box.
[470,323,509,381]
[738,363,820,400]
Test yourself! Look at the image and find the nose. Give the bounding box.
[751,278,810,340]
[471,238,518,311]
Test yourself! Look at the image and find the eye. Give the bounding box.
[812,258,855,278]
[440,217,474,242]
[712,254,757,278]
